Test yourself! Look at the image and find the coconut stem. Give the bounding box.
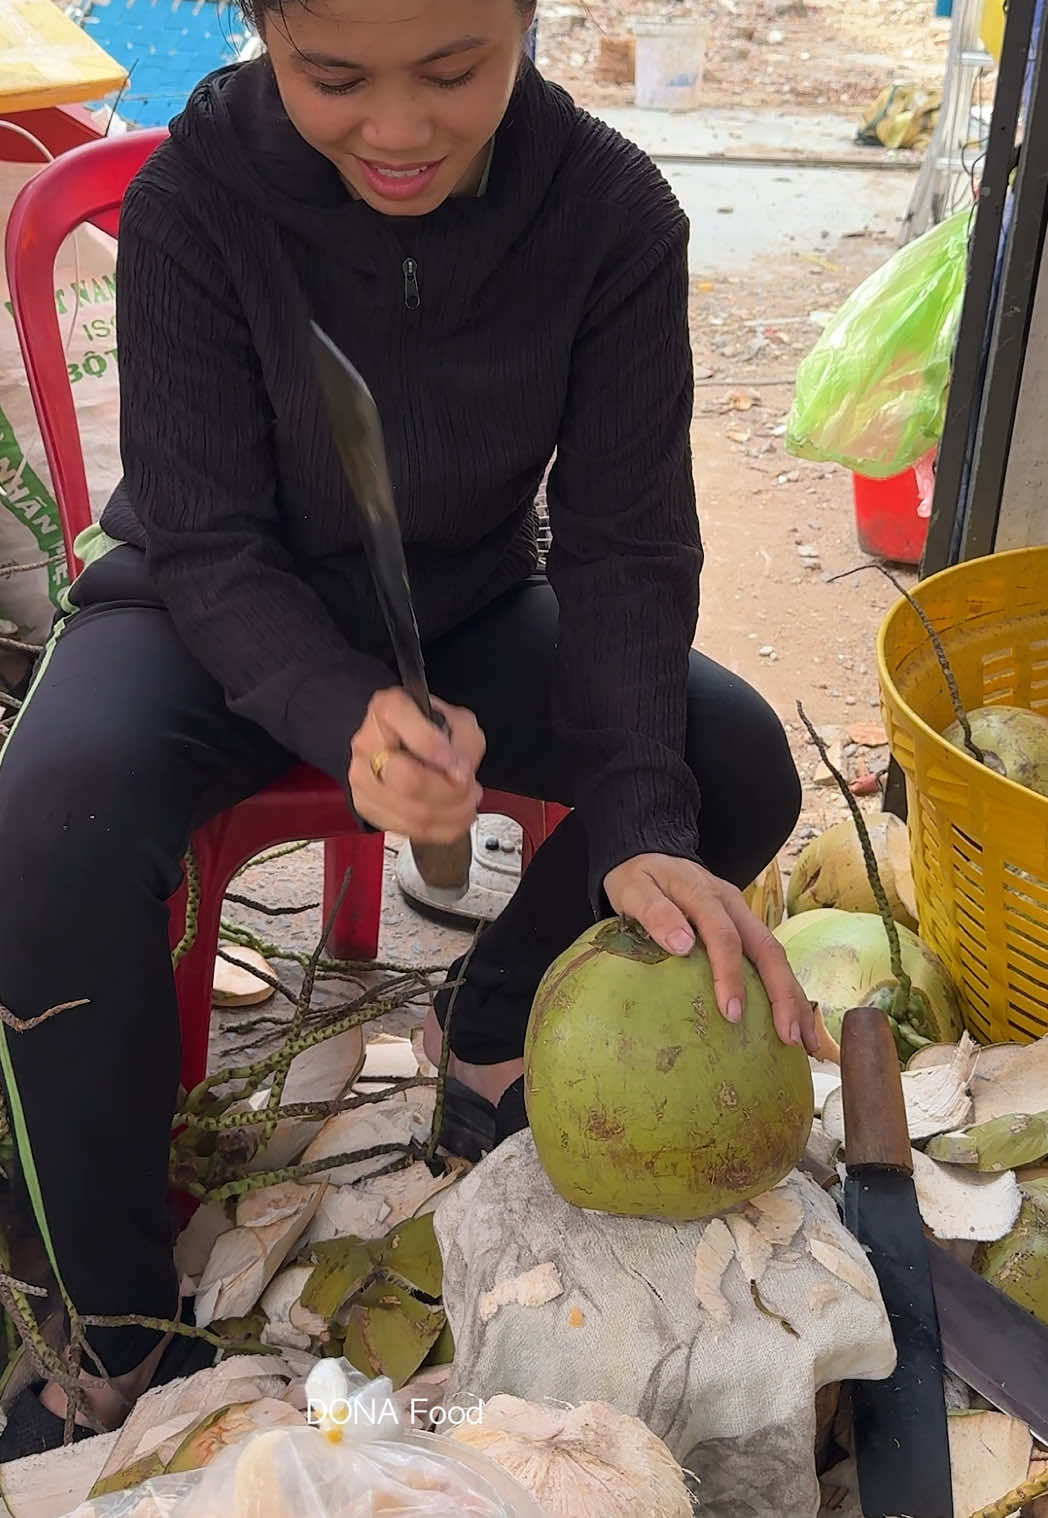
[966,1466,1048,1518]
[796,701,913,1017]
[223,891,318,918]
[170,846,200,970]
[827,563,984,765]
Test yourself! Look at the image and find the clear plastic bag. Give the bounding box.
[64,1367,545,1518]
[786,207,970,479]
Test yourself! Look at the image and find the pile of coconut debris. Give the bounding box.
[809,1030,1048,1517]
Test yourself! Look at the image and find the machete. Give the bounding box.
[839,1005,954,1517]
[309,320,472,898]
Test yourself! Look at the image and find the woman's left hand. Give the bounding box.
[604,853,820,1053]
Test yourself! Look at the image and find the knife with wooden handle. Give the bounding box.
[309,320,472,898]
[840,1005,954,1518]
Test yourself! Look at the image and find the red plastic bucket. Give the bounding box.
[852,462,932,566]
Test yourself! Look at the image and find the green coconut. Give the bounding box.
[774,908,964,1060]
[942,705,1048,798]
[522,917,815,1222]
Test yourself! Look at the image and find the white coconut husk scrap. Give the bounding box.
[259,1266,330,1352]
[174,1202,234,1291]
[193,1182,323,1328]
[910,1147,1022,1241]
[299,1090,434,1185]
[244,1025,367,1173]
[212,944,276,1007]
[92,1356,302,1490]
[479,1262,564,1322]
[356,1033,427,1089]
[823,1034,977,1144]
[947,1410,1032,1518]
[971,1034,1048,1124]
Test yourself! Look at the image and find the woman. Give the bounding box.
[0,0,817,1457]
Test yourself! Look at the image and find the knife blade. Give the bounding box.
[840,1005,954,1518]
[801,1150,1048,1448]
[309,320,472,898]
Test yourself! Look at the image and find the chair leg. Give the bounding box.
[323,833,385,961]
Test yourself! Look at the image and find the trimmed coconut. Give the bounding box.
[942,704,1048,798]
[775,908,964,1050]
[786,814,917,931]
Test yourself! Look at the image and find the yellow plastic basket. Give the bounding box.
[877,545,1048,1045]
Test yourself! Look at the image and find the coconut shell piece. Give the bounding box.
[194,1181,323,1327]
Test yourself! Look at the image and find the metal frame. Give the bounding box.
[921,0,1041,575]
[883,0,1046,817]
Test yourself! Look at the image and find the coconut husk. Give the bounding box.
[971,1037,1048,1125]
[89,1356,301,1494]
[946,1410,1032,1518]
[824,1035,976,1142]
[193,1181,324,1327]
[259,1265,331,1352]
[972,1178,1048,1325]
[299,1090,433,1186]
[245,1025,367,1172]
[356,1033,425,1089]
[174,1201,234,1289]
[212,945,276,1007]
[910,1147,1022,1242]
[926,1110,1048,1172]
[447,1396,694,1518]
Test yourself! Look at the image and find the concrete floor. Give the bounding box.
[592,105,919,272]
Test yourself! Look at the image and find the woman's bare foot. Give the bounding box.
[422,1006,523,1108]
[38,1323,174,1431]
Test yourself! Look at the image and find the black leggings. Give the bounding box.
[0,547,800,1375]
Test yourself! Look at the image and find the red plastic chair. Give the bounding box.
[4,130,568,1095]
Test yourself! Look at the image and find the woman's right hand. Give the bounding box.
[349,687,486,840]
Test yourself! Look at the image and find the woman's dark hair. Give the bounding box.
[243,0,536,42]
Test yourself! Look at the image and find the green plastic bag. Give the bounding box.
[786,208,970,479]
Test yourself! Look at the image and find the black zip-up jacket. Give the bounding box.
[101,55,704,902]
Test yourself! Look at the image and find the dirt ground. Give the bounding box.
[535,0,951,112]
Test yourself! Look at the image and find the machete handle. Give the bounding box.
[405,707,474,895]
[840,1005,913,1175]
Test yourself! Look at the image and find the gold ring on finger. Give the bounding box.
[371,749,391,783]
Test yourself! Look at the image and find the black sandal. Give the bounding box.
[0,1302,217,1465]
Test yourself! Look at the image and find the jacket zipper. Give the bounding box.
[403,257,421,310]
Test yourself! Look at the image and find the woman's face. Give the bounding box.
[264,0,534,215]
